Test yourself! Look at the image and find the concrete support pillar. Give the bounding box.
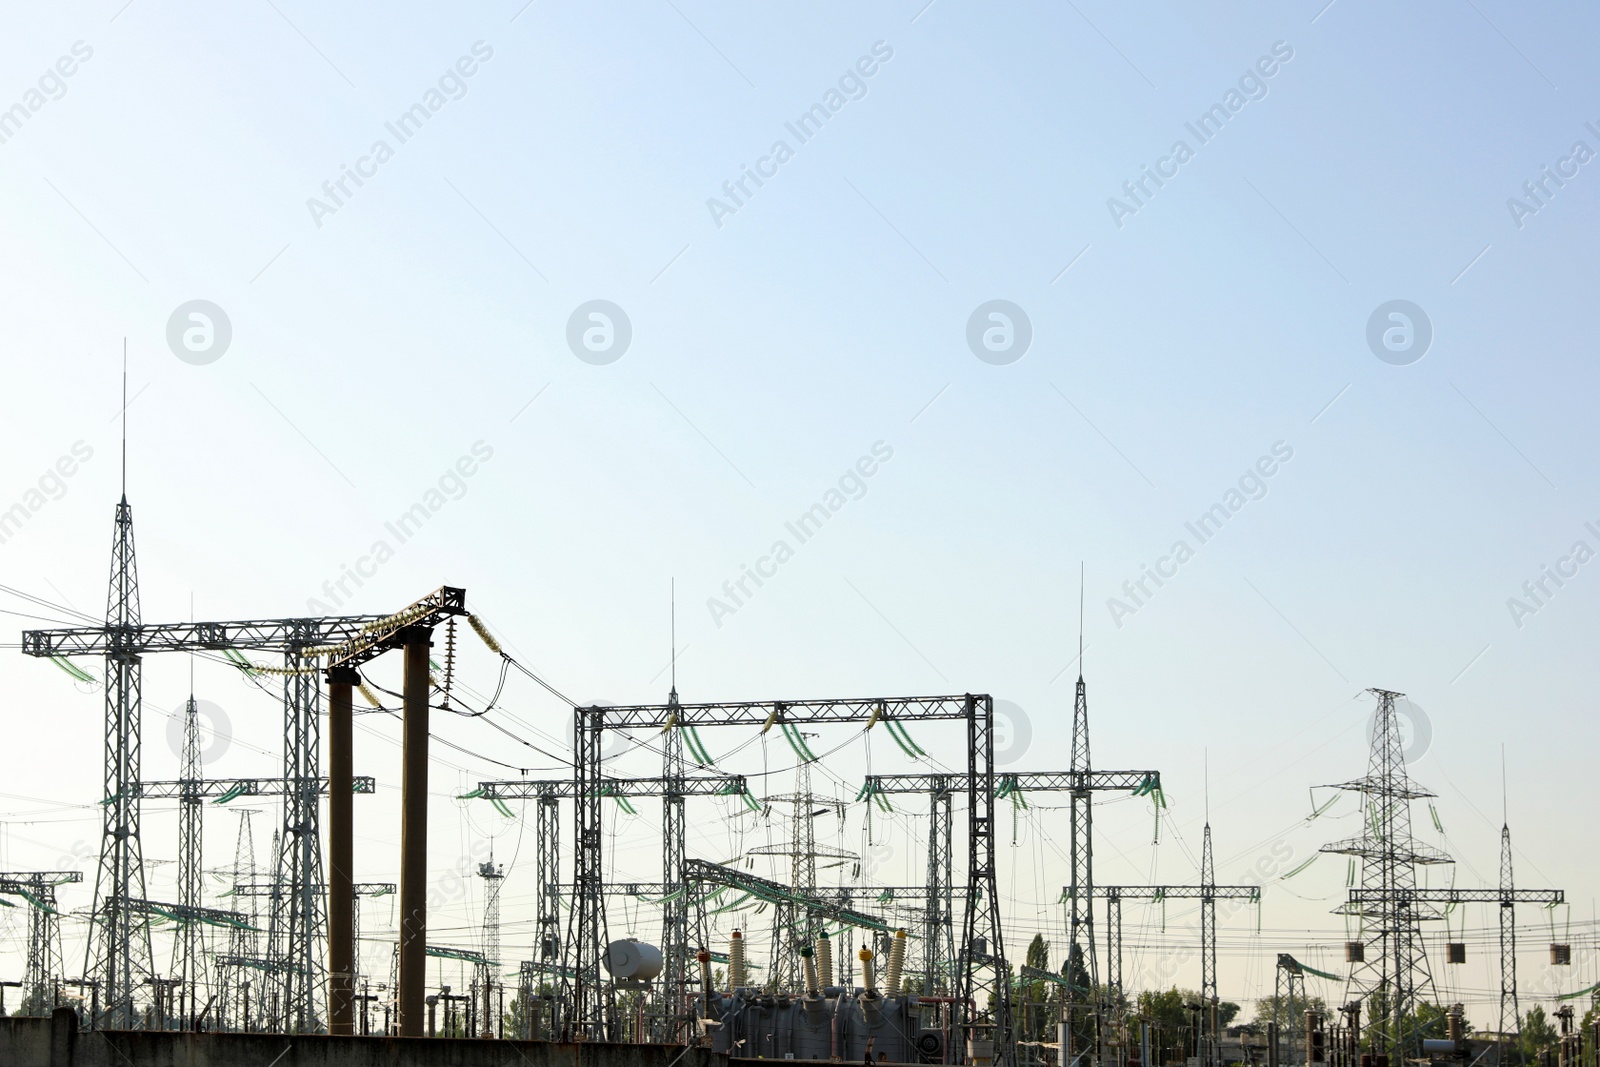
[398,627,433,1037]
[326,665,359,1035]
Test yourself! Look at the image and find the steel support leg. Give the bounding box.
[397,627,433,1036]
[326,666,357,1035]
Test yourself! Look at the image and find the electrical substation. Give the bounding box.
[0,487,1592,1067]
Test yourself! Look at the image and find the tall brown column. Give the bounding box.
[397,627,433,1037]
[326,665,359,1035]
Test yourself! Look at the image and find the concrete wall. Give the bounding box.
[0,1010,731,1067]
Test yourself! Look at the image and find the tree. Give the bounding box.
[1252,994,1330,1033]
[1521,1006,1556,1062]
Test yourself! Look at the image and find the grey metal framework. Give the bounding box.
[0,871,82,1014]
[1090,865,1259,1067]
[565,694,1010,1064]
[1320,689,1451,1062]
[860,773,958,993]
[747,756,857,991]
[1500,826,1520,1041]
[1063,669,1164,1067]
[1344,873,1563,1051]
[99,494,151,1026]
[173,695,206,1028]
[538,797,560,967]
[661,687,690,1041]
[135,776,376,799]
[1275,955,1308,1067]
[684,858,894,933]
[475,768,749,1039]
[25,586,463,1033]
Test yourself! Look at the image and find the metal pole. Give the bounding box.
[398,627,433,1036]
[327,665,358,1034]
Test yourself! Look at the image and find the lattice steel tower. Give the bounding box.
[478,857,504,1036]
[661,677,690,1040]
[1064,667,1100,1051]
[172,691,208,1025]
[88,478,155,1027]
[1498,824,1519,1040]
[1321,689,1451,1061]
[266,623,326,1031]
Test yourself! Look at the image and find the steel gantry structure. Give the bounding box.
[1090,826,1260,1067]
[565,694,1012,1064]
[0,870,82,1015]
[858,773,959,994]
[1342,879,1563,1045]
[24,573,459,1032]
[473,768,753,1039]
[861,766,1162,1004]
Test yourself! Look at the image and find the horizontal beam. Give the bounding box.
[1320,839,1453,865]
[1089,884,1261,901]
[24,615,384,658]
[22,586,466,661]
[135,776,376,800]
[226,882,393,897]
[591,695,984,730]
[0,871,82,885]
[1347,888,1563,906]
[685,858,895,932]
[865,770,1161,794]
[124,897,251,928]
[474,773,748,801]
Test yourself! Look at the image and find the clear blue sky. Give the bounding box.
[2,0,1597,1026]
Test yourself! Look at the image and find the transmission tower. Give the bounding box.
[88,479,155,1027]
[748,749,855,990]
[478,858,504,1037]
[1066,667,1098,1062]
[172,692,207,1027]
[215,809,261,1030]
[1321,689,1451,1062]
[1499,824,1519,1041]
[662,679,690,1041]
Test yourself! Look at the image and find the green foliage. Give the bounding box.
[1026,934,1050,971]
[1521,1006,1556,1060]
[502,994,531,1039]
[1252,994,1330,1032]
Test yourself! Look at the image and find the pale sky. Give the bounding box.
[1,0,1597,1029]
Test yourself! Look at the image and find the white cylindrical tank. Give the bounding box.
[604,938,664,981]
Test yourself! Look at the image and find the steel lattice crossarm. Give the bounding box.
[591,695,980,728]
[226,882,394,896]
[1326,775,1436,800]
[426,944,493,966]
[20,587,465,661]
[124,898,254,929]
[0,871,82,909]
[213,955,288,973]
[1346,887,1563,906]
[22,614,385,657]
[472,773,750,801]
[1090,884,1261,902]
[134,776,376,800]
[1320,837,1453,865]
[684,858,897,933]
